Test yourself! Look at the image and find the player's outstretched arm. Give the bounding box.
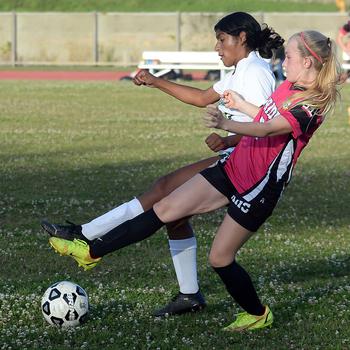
[203,104,292,137]
[133,69,219,107]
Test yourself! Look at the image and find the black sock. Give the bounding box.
[90,208,164,258]
[213,260,265,316]
[70,223,92,241]
[66,222,90,241]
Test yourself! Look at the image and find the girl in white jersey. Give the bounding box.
[49,30,341,331]
[42,12,283,316]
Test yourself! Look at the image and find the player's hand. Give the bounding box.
[133,69,157,87]
[205,132,228,152]
[203,104,226,129]
[222,90,244,109]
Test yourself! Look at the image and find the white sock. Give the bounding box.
[81,198,144,240]
[169,237,199,294]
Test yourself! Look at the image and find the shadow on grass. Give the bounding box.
[1,155,349,309]
[1,155,350,229]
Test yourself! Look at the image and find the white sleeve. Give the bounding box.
[213,71,234,95]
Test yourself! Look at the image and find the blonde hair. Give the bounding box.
[288,30,341,116]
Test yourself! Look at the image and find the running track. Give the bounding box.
[0,70,206,81]
[0,71,130,80]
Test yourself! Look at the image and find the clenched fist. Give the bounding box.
[205,132,228,152]
[133,69,157,87]
[203,104,226,129]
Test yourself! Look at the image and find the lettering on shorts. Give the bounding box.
[230,194,251,213]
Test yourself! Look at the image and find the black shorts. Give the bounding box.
[200,163,279,232]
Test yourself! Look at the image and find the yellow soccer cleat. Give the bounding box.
[223,305,273,332]
[49,237,101,271]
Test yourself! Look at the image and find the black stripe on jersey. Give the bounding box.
[239,134,296,200]
[289,105,318,134]
[268,135,296,186]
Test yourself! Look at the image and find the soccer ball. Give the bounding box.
[41,281,89,327]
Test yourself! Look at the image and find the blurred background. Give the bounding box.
[0,0,348,67]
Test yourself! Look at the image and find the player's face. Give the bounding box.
[282,38,307,84]
[215,31,248,67]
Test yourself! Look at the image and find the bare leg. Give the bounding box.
[86,156,219,303]
[209,214,254,267]
[210,214,265,316]
[90,173,229,256]
[140,156,219,299]
[153,173,229,222]
[139,156,219,210]
[82,156,218,239]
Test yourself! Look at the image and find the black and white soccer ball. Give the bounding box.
[41,281,89,327]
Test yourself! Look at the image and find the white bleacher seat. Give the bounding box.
[138,51,234,79]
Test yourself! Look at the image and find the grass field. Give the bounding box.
[0,0,338,12]
[1,79,350,349]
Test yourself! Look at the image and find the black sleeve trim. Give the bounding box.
[289,105,317,133]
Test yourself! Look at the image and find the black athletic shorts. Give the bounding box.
[200,162,280,232]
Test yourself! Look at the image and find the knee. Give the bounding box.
[209,248,236,268]
[149,174,172,201]
[153,196,174,223]
[166,219,194,239]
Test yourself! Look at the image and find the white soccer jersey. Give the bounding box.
[213,51,275,134]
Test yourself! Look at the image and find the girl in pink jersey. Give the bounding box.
[42,12,283,317]
[49,30,341,331]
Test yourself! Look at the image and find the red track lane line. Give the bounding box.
[0,71,129,80]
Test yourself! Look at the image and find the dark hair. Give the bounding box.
[214,12,284,59]
[343,21,350,32]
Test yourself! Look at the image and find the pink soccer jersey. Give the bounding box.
[223,80,324,198]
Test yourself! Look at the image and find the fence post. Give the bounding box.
[12,11,17,66]
[176,11,181,51]
[93,11,99,65]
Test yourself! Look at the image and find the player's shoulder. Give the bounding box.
[244,59,272,81]
[288,104,322,133]
[245,54,271,72]
[289,104,317,117]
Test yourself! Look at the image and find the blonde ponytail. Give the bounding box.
[289,30,342,115]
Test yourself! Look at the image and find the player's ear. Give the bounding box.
[239,31,247,45]
[304,56,312,69]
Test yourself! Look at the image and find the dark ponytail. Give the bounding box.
[214,12,284,59]
[256,24,285,59]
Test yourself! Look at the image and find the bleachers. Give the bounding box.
[137,51,234,79]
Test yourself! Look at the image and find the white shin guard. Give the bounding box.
[169,237,199,295]
[81,198,144,240]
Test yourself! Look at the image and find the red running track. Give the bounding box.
[0,71,129,80]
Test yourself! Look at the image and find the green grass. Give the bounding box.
[1,80,350,349]
[0,0,338,12]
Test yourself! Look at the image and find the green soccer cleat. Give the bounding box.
[223,305,273,332]
[49,237,101,271]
